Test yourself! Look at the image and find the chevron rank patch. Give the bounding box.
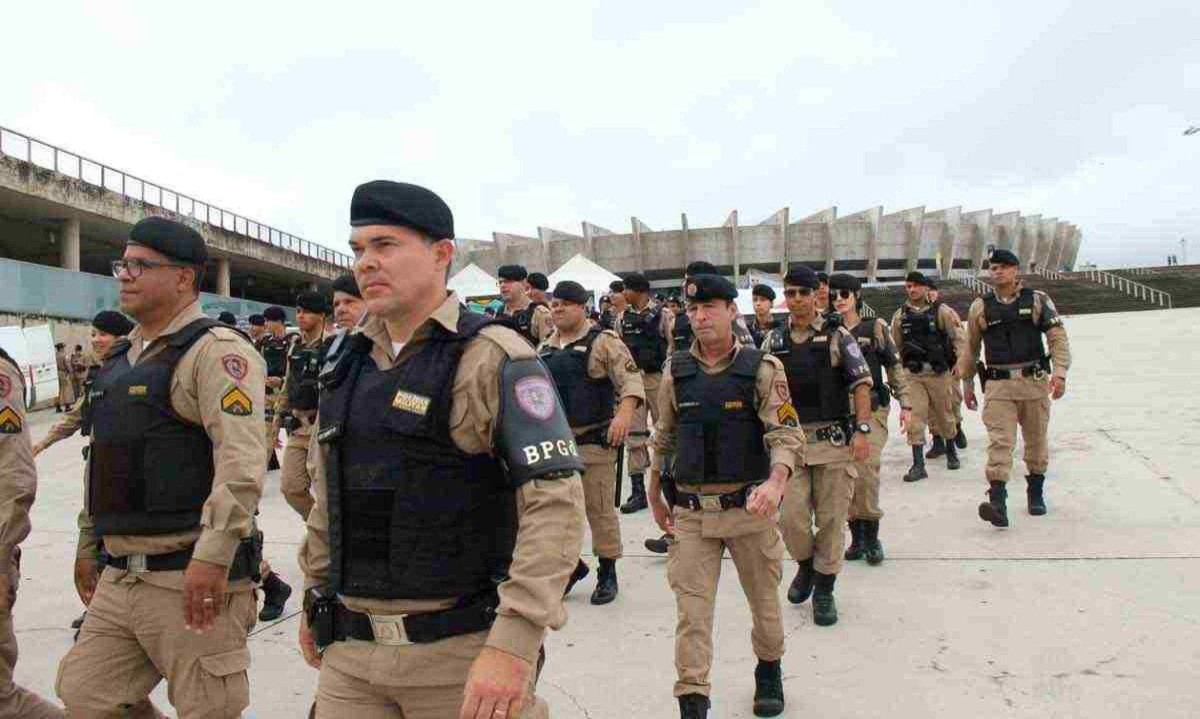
[0,406,21,434]
[220,386,253,416]
[776,402,799,428]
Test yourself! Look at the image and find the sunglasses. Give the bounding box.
[833,289,855,300]
[783,287,814,298]
[111,258,188,279]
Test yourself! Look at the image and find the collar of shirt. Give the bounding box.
[992,281,1024,304]
[361,291,463,364]
[689,338,743,371]
[546,321,593,348]
[127,300,205,363]
[905,300,932,312]
[787,314,824,341]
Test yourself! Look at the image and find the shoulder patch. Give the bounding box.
[220,386,254,416]
[514,375,557,420]
[477,324,538,360]
[221,354,248,380]
[0,374,10,400]
[0,405,21,434]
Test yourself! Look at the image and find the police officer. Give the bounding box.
[891,272,968,480]
[56,217,265,717]
[828,274,910,565]
[616,272,672,514]
[331,273,366,330]
[599,280,626,331]
[259,305,294,470]
[276,292,329,522]
[497,264,553,345]
[217,311,237,326]
[748,284,781,349]
[815,272,830,313]
[646,274,803,718]
[765,267,872,627]
[246,314,267,343]
[527,272,550,306]
[55,342,77,412]
[298,180,585,718]
[539,280,645,605]
[927,286,968,450]
[960,249,1071,526]
[0,346,65,718]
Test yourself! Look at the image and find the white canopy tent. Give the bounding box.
[447,263,500,301]
[546,254,623,306]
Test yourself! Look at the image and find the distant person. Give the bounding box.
[246,314,267,342]
[69,344,88,398]
[496,264,552,345]
[748,284,782,349]
[54,342,77,412]
[527,271,550,305]
[331,273,366,329]
[217,311,237,326]
[815,272,830,313]
[926,287,968,450]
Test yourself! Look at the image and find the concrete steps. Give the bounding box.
[1108,265,1200,308]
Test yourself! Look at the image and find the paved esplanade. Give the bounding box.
[14,309,1200,717]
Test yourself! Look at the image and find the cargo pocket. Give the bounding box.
[198,647,251,717]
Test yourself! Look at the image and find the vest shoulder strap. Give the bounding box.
[105,338,132,361]
[670,350,698,379]
[165,318,221,350]
[731,347,762,378]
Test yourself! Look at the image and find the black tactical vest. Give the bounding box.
[672,312,692,352]
[539,328,615,429]
[749,318,780,350]
[319,312,517,600]
[772,326,851,424]
[87,320,218,537]
[621,305,666,373]
[899,304,951,373]
[671,348,769,485]
[983,289,1047,367]
[79,363,103,436]
[286,338,323,411]
[598,310,615,331]
[505,302,544,345]
[258,334,293,378]
[851,321,891,410]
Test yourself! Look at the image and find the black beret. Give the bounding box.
[128,217,208,265]
[55,342,65,350]
[332,273,361,298]
[349,180,454,239]
[684,274,738,302]
[816,272,830,285]
[263,306,287,322]
[988,248,1020,266]
[296,292,331,314]
[248,314,266,326]
[829,273,861,293]
[217,311,237,325]
[784,266,820,289]
[551,280,589,305]
[624,273,651,292]
[905,271,935,288]
[752,284,776,301]
[608,280,625,293]
[685,261,718,277]
[527,272,549,291]
[497,264,528,281]
[92,310,134,337]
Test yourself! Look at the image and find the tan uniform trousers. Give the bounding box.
[56,570,255,719]
[281,431,315,520]
[951,378,963,424]
[780,458,856,575]
[982,377,1052,483]
[849,406,889,522]
[626,371,662,475]
[316,630,547,718]
[0,574,63,719]
[667,506,784,698]
[579,443,622,559]
[906,371,956,444]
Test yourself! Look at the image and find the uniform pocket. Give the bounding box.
[198,647,251,717]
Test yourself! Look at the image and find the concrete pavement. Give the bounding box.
[11,307,1200,717]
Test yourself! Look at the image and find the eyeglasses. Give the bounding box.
[783,287,814,298]
[833,289,855,300]
[111,258,187,279]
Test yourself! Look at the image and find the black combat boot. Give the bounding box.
[563,559,589,596]
[812,572,838,626]
[752,659,785,717]
[258,572,292,621]
[904,445,928,482]
[863,520,885,566]
[591,558,618,605]
[946,440,961,470]
[678,693,710,718]
[1026,474,1047,516]
[954,422,968,449]
[621,474,648,514]
[843,520,865,561]
[645,533,674,554]
[925,435,947,459]
[787,558,814,604]
[978,481,1010,527]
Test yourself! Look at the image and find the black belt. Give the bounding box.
[812,422,850,446]
[675,484,758,511]
[332,594,498,645]
[575,424,612,447]
[104,535,261,581]
[983,361,1047,381]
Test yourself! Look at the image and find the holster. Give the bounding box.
[232,531,264,582]
[661,470,678,506]
[976,362,988,392]
[281,412,301,434]
[305,588,338,649]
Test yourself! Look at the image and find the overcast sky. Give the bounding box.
[3,1,1197,268]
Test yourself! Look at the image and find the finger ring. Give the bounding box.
[203,597,215,604]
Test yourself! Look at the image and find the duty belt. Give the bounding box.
[104,534,261,581]
[674,483,760,512]
[329,594,499,646]
[982,359,1048,381]
[811,422,850,446]
[574,424,612,448]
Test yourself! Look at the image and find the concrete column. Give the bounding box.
[631,217,645,273]
[60,217,80,271]
[681,213,690,270]
[724,211,740,282]
[216,257,232,297]
[778,208,790,275]
[582,222,594,260]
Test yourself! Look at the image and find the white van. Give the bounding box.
[0,324,61,409]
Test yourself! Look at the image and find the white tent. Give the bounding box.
[547,254,623,306]
[448,263,500,301]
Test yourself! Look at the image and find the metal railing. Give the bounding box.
[1032,266,1067,280]
[948,268,992,296]
[1076,269,1172,308]
[0,125,352,269]
[860,300,877,318]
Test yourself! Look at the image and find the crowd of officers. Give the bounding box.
[0,180,1072,718]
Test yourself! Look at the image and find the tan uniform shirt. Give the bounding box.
[890,300,969,372]
[844,316,911,409]
[538,322,646,434]
[0,356,35,578]
[274,330,325,438]
[77,301,267,586]
[959,285,1071,400]
[300,293,585,665]
[652,340,805,495]
[502,302,553,344]
[39,397,85,449]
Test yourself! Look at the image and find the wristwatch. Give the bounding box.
[855,422,872,435]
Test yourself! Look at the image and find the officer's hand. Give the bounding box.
[964,388,979,411]
[607,407,633,447]
[746,479,785,518]
[298,614,321,669]
[74,557,100,606]
[460,646,531,719]
[1049,377,1066,400]
[266,377,283,389]
[31,441,46,458]
[899,408,912,431]
[649,494,675,535]
[951,365,962,379]
[851,432,869,462]
[183,559,229,633]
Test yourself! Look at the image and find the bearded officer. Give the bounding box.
[539,280,644,605]
[56,217,265,717]
[298,180,585,718]
[497,264,552,346]
[828,274,910,566]
[647,274,803,719]
[331,273,367,330]
[961,249,1071,526]
[765,267,872,627]
[890,272,968,480]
